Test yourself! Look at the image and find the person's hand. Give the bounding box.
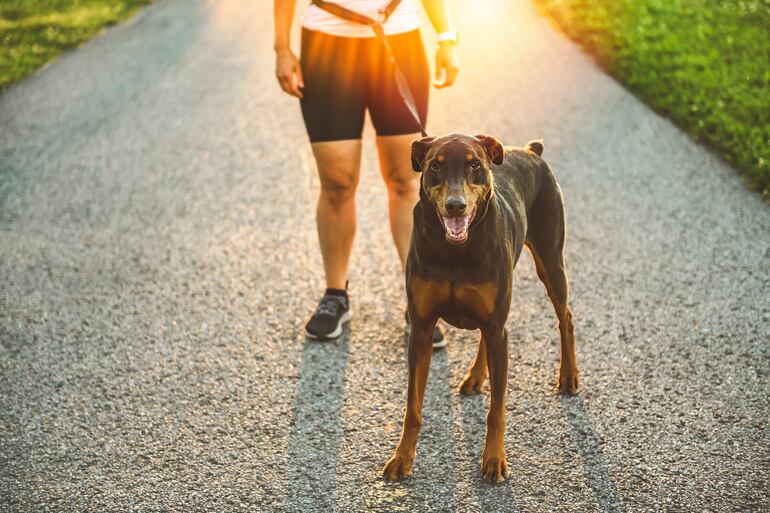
[275,48,304,98]
[434,43,460,88]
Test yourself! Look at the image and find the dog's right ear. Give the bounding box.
[411,136,437,172]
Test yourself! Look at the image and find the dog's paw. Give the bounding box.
[382,451,414,481]
[458,371,487,395]
[481,446,508,483]
[557,370,579,395]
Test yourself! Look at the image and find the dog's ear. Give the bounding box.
[474,134,505,165]
[411,136,437,172]
[526,139,544,156]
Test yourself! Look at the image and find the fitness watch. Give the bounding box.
[437,29,459,45]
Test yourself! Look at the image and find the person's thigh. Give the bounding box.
[376,133,421,194]
[368,30,430,137]
[300,29,368,143]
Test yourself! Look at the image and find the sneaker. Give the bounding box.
[305,290,351,340]
[403,310,447,349]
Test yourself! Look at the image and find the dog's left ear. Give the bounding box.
[474,134,505,165]
[411,136,438,172]
[525,139,544,156]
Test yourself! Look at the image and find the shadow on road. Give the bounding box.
[560,395,625,513]
[287,330,350,511]
[455,338,518,508]
[364,336,459,511]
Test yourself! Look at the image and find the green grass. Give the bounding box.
[534,0,770,198]
[0,0,153,89]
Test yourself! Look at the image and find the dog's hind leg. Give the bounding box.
[527,243,579,394]
[525,181,579,394]
[459,332,488,395]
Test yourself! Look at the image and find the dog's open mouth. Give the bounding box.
[440,206,476,244]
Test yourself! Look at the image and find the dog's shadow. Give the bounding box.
[454,348,518,509]
[285,325,624,511]
[559,394,626,513]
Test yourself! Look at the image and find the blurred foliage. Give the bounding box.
[0,0,152,89]
[535,0,770,198]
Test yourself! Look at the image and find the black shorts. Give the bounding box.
[299,28,429,142]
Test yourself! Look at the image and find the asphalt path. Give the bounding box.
[1,0,768,511]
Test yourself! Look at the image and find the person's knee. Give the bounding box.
[386,173,419,199]
[319,174,358,207]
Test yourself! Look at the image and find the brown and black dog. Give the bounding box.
[383,133,579,483]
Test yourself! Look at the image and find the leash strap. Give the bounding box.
[310,0,428,137]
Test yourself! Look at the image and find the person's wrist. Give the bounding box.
[274,43,292,53]
[436,28,459,46]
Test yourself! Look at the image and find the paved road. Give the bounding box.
[1,0,768,511]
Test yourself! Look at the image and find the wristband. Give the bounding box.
[437,29,459,45]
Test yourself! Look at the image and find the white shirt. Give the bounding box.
[302,0,421,38]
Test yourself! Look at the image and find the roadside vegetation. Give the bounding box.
[534,0,770,198]
[0,0,152,89]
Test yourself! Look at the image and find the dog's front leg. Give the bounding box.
[481,326,509,483]
[382,315,437,481]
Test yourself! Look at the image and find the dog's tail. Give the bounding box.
[525,139,544,157]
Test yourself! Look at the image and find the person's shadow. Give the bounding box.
[287,331,350,511]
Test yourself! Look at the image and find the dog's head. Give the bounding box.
[411,133,504,244]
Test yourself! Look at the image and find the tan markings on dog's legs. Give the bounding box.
[384,275,449,480]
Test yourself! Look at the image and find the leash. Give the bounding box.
[310,0,429,138]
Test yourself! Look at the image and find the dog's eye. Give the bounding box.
[470,161,481,171]
[430,160,442,172]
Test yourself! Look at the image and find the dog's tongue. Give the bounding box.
[442,215,470,236]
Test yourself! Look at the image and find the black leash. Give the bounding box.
[310,0,428,138]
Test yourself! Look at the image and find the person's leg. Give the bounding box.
[312,139,363,289]
[377,132,446,348]
[376,133,422,269]
[299,30,369,339]
[367,29,444,344]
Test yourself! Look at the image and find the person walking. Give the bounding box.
[273,0,459,346]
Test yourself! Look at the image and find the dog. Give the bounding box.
[382,133,579,483]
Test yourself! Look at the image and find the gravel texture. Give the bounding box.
[1,0,768,512]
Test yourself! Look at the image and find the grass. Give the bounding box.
[0,0,153,90]
[534,0,770,198]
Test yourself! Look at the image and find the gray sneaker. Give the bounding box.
[403,310,447,349]
[305,293,351,340]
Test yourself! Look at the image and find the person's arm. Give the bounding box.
[274,0,304,98]
[420,0,460,88]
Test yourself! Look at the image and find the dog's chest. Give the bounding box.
[411,276,498,327]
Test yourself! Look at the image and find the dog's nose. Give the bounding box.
[445,196,467,216]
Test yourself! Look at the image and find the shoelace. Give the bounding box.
[317,296,344,317]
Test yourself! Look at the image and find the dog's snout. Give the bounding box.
[445,196,467,216]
